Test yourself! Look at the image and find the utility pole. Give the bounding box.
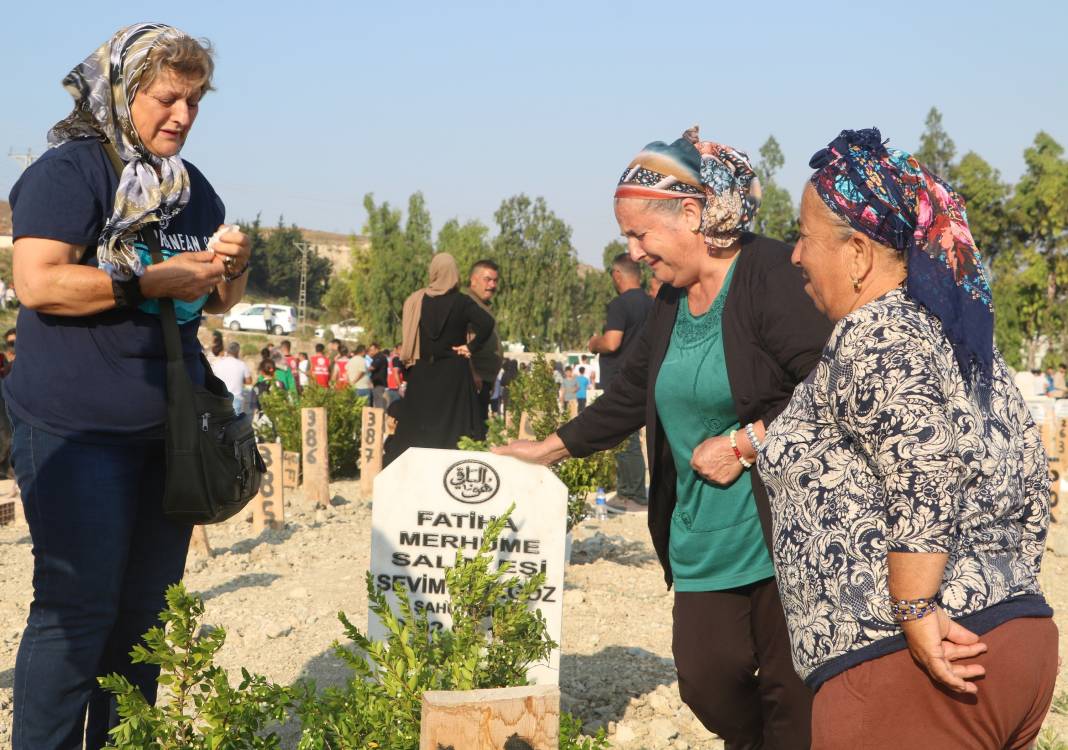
[7,148,36,171]
[295,241,312,333]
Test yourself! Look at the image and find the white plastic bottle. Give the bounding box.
[594,487,608,520]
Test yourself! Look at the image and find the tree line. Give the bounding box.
[304,111,1068,364]
[322,192,623,349]
[237,217,334,308]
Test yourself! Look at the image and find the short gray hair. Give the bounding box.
[140,33,216,97]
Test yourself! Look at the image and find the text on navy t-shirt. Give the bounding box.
[4,138,225,438]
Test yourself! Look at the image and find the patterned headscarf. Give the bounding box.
[48,23,195,280]
[809,128,994,403]
[616,126,762,249]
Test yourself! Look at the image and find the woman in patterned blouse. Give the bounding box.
[759,128,1056,749]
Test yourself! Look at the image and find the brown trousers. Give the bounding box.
[673,578,813,750]
[813,617,1058,750]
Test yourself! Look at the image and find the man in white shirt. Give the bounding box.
[347,344,373,401]
[210,341,253,413]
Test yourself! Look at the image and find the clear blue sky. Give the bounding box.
[3,1,1065,264]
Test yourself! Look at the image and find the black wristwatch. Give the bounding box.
[112,276,146,310]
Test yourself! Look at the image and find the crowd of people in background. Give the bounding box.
[1014,363,1068,399]
[205,334,407,415]
[199,257,550,461]
[197,249,664,469]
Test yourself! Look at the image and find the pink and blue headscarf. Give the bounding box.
[616,126,762,249]
[809,128,994,403]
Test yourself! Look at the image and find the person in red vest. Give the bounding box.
[279,339,301,392]
[280,339,299,374]
[310,343,331,387]
[332,345,350,390]
[386,346,405,401]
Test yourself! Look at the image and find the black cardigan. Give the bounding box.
[558,233,834,586]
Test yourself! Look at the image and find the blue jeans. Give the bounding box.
[10,414,192,750]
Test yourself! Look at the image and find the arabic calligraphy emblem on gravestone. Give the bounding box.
[443,459,500,504]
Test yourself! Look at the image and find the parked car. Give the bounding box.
[223,304,297,335]
[330,319,366,341]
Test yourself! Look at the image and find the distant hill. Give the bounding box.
[0,201,10,236]
[262,226,368,275]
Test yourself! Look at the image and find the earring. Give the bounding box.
[851,277,861,292]
[690,226,701,234]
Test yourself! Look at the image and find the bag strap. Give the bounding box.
[139,229,184,366]
[100,140,183,366]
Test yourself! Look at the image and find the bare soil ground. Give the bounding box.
[2,478,1067,749]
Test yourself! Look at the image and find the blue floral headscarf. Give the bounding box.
[809,128,994,404]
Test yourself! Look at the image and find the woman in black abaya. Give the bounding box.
[384,253,493,466]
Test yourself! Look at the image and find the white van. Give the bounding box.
[223,304,296,335]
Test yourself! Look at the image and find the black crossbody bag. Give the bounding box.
[103,143,264,524]
[140,228,265,524]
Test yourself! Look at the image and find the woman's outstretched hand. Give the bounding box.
[690,435,744,486]
[491,433,571,466]
[901,607,987,694]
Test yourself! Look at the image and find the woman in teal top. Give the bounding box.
[498,128,832,749]
[655,260,775,591]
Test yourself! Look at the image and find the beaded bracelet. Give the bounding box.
[729,430,753,469]
[223,261,250,283]
[745,423,762,453]
[890,596,939,623]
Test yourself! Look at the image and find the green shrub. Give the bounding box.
[559,711,609,750]
[100,508,606,749]
[1052,690,1068,715]
[99,585,291,749]
[1037,728,1068,750]
[258,383,365,477]
[294,508,554,748]
[459,354,619,530]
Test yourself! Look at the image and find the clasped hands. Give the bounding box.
[901,606,987,694]
[691,430,988,695]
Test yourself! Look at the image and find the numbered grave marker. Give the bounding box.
[301,407,330,507]
[518,413,536,441]
[252,443,285,534]
[1052,400,1068,522]
[1028,399,1059,523]
[189,525,212,557]
[283,451,301,491]
[360,406,385,497]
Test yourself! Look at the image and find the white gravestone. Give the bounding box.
[370,447,567,685]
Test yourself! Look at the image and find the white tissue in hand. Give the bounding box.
[208,224,237,253]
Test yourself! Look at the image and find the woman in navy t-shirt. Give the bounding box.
[6,24,251,749]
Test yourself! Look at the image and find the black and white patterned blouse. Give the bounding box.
[759,288,1052,688]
